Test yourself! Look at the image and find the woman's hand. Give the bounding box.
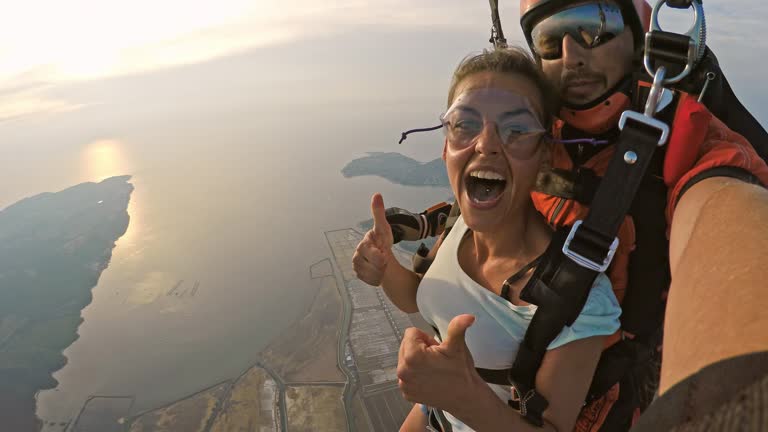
[397,314,482,413]
[353,193,396,286]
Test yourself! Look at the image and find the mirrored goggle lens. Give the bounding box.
[441,88,546,159]
[531,1,625,60]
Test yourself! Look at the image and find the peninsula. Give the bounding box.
[0,176,134,432]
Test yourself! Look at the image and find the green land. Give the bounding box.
[0,176,134,432]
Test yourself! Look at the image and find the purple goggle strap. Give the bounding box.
[398,127,609,147]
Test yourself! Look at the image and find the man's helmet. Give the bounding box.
[519,0,652,134]
[520,0,651,55]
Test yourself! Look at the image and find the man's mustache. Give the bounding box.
[562,70,606,87]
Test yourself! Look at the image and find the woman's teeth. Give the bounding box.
[469,170,505,181]
[466,169,507,203]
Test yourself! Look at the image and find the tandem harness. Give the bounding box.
[421,1,713,428]
[475,65,674,428]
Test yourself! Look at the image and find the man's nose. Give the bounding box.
[562,33,587,69]
[475,123,502,155]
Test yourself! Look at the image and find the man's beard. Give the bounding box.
[559,69,607,105]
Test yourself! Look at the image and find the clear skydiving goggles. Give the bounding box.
[529,1,626,60]
[399,88,548,161]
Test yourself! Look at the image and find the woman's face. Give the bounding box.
[443,71,549,233]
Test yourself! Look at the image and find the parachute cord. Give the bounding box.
[557,138,610,146]
[489,0,508,49]
[398,124,443,144]
[398,130,609,146]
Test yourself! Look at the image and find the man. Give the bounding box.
[390,0,768,430]
[518,1,768,428]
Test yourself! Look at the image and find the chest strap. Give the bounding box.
[503,70,672,427]
[535,167,603,204]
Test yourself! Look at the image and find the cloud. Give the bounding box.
[0,0,485,83]
[0,0,490,118]
[1,1,764,122]
[0,81,89,123]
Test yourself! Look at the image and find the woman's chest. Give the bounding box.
[456,237,534,306]
[416,260,538,369]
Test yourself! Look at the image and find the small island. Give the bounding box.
[341,152,449,187]
[0,176,134,432]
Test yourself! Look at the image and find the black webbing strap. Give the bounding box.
[535,167,602,204]
[388,202,452,244]
[500,253,545,301]
[666,0,696,9]
[444,202,461,237]
[646,31,691,78]
[487,114,667,427]
[477,337,653,404]
[412,202,461,273]
[581,119,665,241]
[585,338,656,404]
[412,243,434,274]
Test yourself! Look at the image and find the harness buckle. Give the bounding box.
[507,384,548,427]
[644,0,706,84]
[562,220,619,273]
[619,67,671,146]
[510,386,538,417]
[619,111,670,146]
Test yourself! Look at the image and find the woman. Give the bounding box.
[353,48,621,432]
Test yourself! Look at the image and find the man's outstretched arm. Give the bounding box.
[664,176,768,393]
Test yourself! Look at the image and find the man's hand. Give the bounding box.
[397,315,481,412]
[353,193,396,286]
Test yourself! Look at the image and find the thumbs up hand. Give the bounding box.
[369,192,395,252]
[353,193,396,286]
[396,315,482,412]
[438,314,476,359]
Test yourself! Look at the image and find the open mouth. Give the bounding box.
[465,169,507,205]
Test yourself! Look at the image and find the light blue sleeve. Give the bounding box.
[547,272,621,350]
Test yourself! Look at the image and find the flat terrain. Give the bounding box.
[118,226,423,432]
[260,276,344,383]
[72,397,133,432]
[128,382,229,432]
[209,367,278,432]
[350,390,372,432]
[325,229,420,432]
[125,270,346,432]
[285,385,345,432]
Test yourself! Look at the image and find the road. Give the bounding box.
[326,233,357,432]
[256,361,288,432]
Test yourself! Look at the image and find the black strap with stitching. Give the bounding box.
[507,112,667,426]
[428,113,668,428]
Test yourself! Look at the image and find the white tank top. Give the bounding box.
[416,216,621,431]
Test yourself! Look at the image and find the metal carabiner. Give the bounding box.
[644,0,707,84]
[645,66,668,117]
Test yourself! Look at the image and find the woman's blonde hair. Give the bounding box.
[447,46,559,129]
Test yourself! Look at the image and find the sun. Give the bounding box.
[81,139,130,182]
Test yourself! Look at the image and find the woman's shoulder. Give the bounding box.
[581,272,621,316]
[591,272,618,299]
[547,272,621,350]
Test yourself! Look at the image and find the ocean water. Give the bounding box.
[0,33,463,425]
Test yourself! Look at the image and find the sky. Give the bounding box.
[1,0,766,124]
